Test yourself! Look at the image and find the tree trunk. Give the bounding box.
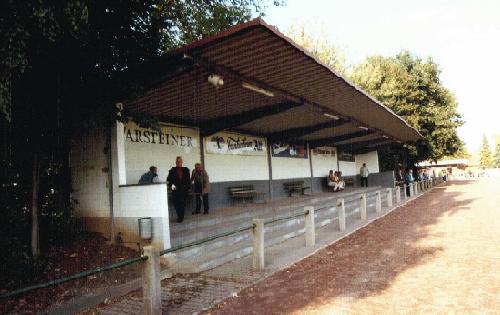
[31,152,40,256]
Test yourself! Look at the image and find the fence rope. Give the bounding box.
[0,256,147,300]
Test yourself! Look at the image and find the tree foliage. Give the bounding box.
[285,23,347,75]
[479,135,493,168]
[493,142,500,168]
[350,51,464,166]
[0,0,279,267]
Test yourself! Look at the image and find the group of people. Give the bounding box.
[398,167,432,196]
[139,156,210,223]
[327,170,345,192]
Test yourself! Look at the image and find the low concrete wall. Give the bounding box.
[351,170,395,188]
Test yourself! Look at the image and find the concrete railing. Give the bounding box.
[138,176,443,314]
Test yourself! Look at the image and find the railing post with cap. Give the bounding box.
[360,194,367,220]
[252,219,265,271]
[142,246,161,315]
[375,190,382,213]
[304,206,315,247]
[386,188,393,208]
[337,199,346,231]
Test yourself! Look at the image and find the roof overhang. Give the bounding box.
[124,18,422,150]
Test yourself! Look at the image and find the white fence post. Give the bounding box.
[359,194,367,220]
[375,190,382,213]
[304,206,315,247]
[142,246,161,315]
[337,199,346,231]
[409,183,414,197]
[395,186,401,204]
[415,182,419,194]
[386,188,393,208]
[252,219,265,271]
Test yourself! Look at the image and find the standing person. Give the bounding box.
[360,163,369,187]
[139,166,159,184]
[404,168,414,196]
[191,163,210,215]
[167,156,190,223]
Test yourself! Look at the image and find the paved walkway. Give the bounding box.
[208,178,500,314]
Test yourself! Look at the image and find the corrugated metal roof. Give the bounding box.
[125,18,421,147]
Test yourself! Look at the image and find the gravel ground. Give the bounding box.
[208,179,500,314]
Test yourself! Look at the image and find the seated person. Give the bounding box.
[327,170,345,192]
[327,170,336,191]
[336,171,346,191]
[139,166,160,184]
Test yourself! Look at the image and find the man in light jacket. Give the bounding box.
[191,163,210,215]
[360,163,369,187]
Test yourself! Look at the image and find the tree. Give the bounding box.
[285,22,347,75]
[1,0,281,258]
[493,142,500,168]
[479,135,493,168]
[350,51,464,167]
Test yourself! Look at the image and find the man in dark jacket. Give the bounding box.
[167,156,190,223]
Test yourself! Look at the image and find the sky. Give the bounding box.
[261,0,500,153]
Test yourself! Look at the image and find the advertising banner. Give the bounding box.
[205,132,266,156]
[271,142,308,158]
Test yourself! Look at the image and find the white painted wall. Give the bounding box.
[310,147,338,177]
[339,161,356,176]
[114,184,171,248]
[70,122,110,218]
[271,155,311,180]
[355,150,380,174]
[124,122,201,184]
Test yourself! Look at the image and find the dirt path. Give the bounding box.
[208,179,500,314]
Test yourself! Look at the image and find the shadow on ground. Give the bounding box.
[208,180,477,314]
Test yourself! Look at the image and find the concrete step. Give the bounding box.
[170,187,383,235]
[170,191,386,261]
[171,190,383,248]
[171,194,388,270]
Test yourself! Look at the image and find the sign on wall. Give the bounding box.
[124,122,198,149]
[338,150,355,162]
[312,146,336,157]
[205,132,266,156]
[271,142,308,159]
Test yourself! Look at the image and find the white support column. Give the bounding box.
[409,183,414,197]
[414,182,419,194]
[252,219,265,271]
[359,194,367,220]
[386,188,393,208]
[337,199,346,231]
[142,246,161,315]
[395,187,401,204]
[375,190,382,213]
[304,206,315,247]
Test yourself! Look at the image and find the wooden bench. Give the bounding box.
[283,181,310,197]
[344,177,354,187]
[228,185,266,205]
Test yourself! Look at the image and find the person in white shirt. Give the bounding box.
[360,163,369,187]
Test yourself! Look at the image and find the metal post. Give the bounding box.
[305,206,315,247]
[375,190,382,213]
[360,193,367,220]
[337,199,345,231]
[386,188,393,208]
[252,219,265,271]
[142,246,161,315]
[395,186,401,204]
